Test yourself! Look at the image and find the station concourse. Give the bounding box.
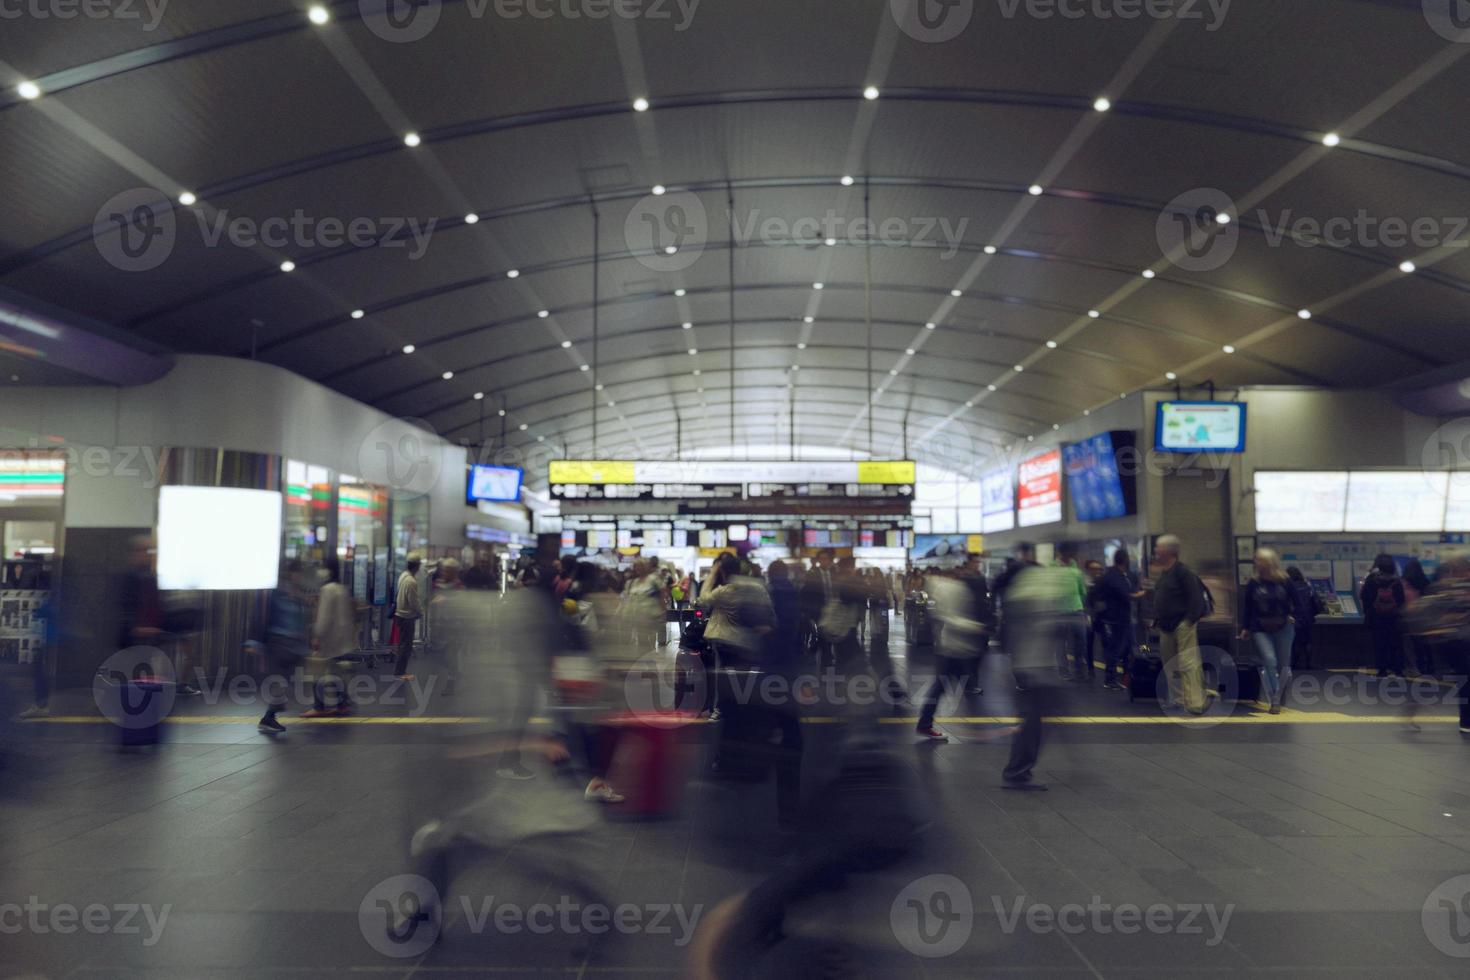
[3,2,1470,977]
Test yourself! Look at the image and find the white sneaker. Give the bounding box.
[17,705,49,720]
[584,784,625,804]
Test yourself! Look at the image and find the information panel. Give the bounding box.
[1017,449,1063,528]
[1155,401,1247,453]
[1447,474,1470,531]
[981,468,1015,533]
[1254,472,1349,532]
[1345,472,1450,532]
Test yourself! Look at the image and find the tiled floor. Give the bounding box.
[3,628,1470,978]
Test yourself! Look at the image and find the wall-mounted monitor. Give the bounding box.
[1155,401,1247,453]
[158,486,282,590]
[1254,471,1349,532]
[980,468,1016,533]
[467,465,523,503]
[1063,431,1139,522]
[1017,448,1063,528]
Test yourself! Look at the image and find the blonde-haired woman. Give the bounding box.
[1239,548,1296,714]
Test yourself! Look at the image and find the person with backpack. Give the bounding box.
[1286,565,1321,670]
[1150,534,1208,714]
[1361,553,1406,678]
[1239,548,1296,714]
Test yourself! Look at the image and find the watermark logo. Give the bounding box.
[891,874,973,958]
[1157,187,1238,272]
[1423,0,1470,43]
[1422,417,1470,504]
[361,0,443,43]
[992,896,1233,944]
[93,188,176,273]
[1154,643,1241,728]
[0,0,169,29]
[891,0,975,43]
[729,210,971,260]
[1423,874,1470,957]
[994,0,1231,30]
[360,875,441,957]
[357,417,442,502]
[92,646,176,730]
[625,190,707,271]
[0,898,171,946]
[623,649,707,726]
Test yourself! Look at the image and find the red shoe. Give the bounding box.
[915,726,949,742]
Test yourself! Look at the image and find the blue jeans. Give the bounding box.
[1252,624,1295,706]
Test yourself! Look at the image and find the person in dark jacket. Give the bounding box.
[798,551,834,661]
[1097,548,1145,690]
[763,561,802,673]
[1361,553,1406,678]
[1404,559,1434,676]
[1286,565,1319,670]
[1239,548,1296,714]
[1151,535,1208,714]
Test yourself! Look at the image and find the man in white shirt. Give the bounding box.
[393,554,423,679]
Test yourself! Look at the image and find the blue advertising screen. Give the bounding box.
[467,465,523,503]
[1062,432,1137,522]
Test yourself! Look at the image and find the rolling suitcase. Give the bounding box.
[1127,647,1162,702]
[95,670,173,746]
[602,710,698,818]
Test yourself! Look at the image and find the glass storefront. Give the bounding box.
[0,452,64,674]
[338,477,390,645]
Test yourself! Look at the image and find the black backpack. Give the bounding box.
[1253,581,1289,633]
[1372,577,1401,617]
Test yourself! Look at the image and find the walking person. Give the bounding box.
[1361,554,1406,678]
[1239,548,1296,714]
[1055,543,1090,681]
[259,560,309,734]
[1151,535,1208,715]
[1286,566,1320,670]
[392,553,424,680]
[1000,561,1073,789]
[1403,559,1434,677]
[914,569,989,741]
[701,553,776,720]
[303,557,357,717]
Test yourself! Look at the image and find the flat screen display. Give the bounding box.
[1254,472,1349,532]
[1446,474,1470,531]
[1155,401,1247,453]
[468,465,523,502]
[1345,471,1450,532]
[1017,449,1063,528]
[981,469,1016,533]
[1063,431,1138,522]
[158,487,282,590]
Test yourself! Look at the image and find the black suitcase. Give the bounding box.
[1127,649,1162,702]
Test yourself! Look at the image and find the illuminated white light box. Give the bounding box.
[1254,472,1349,532]
[1345,471,1449,532]
[158,486,283,590]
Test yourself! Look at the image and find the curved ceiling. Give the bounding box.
[2,0,1469,487]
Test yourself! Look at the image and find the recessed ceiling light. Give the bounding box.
[840,175,854,186]
[1142,269,1156,279]
[308,5,330,24]
[965,400,974,408]
[1083,409,1090,416]
[280,260,296,273]
[595,383,604,391]
[560,340,571,348]
[688,348,698,355]
[1222,344,1236,354]
[1028,184,1044,196]
[790,364,800,371]
[1297,308,1312,320]
[404,132,421,148]
[1027,435,1034,441]
[402,344,416,354]
[682,321,693,330]
[1088,310,1100,318]
[664,245,677,255]
[1093,97,1111,112]
[1322,132,1341,147]
[474,392,484,400]
[1046,340,1058,349]
[905,348,915,355]
[984,245,997,255]
[1013,364,1024,372]
[950,289,962,297]
[498,408,506,416]
[825,238,837,247]
[16,80,41,100]
[442,371,454,380]
[797,342,807,350]
[632,97,650,112]
[652,184,666,196]
[813,282,824,290]
[608,400,616,407]
[350,309,364,320]
[925,322,936,330]
[863,86,880,100]
[464,213,479,224]
[1053,423,1061,430]
[537,435,545,442]
[579,364,590,372]
[693,369,701,376]
[889,369,898,376]
[1399,260,1417,274]
[506,269,519,278]
[987,384,997,391]
[674,288,686,297]
[1120,393,1127,399]
[1166,371,1177,380]
[519,423,528,431]
[178,192,197,207]
[696,387,704,393]
[1215,211,1232,225]
[538,310,550,318]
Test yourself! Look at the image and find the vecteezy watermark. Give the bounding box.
[624,190,708,272]
[992,0,1231,30]
[1157,187,1470,273]
[1422,0,1470,43]
[729,210,972,260]
[93,187,438,272]
[1423,874,1470,958]
[0,898,171,945]
[359,0,700,43]
[1153,644,1242,728]
[356,417,443,503]
[0,442,171,490]
[891,875,975,958]
[93,647,177,731]
[891,0,975,43]
[358,876,703,958]
[0,0,168,30]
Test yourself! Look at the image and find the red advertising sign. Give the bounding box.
[1017,449,1063,527]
